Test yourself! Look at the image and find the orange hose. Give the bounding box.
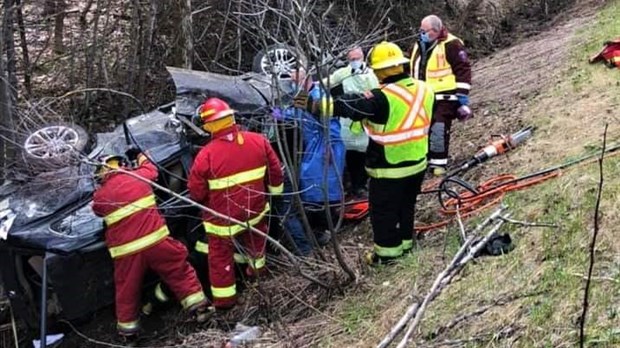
[415,171,560,232]
[414,147,620,233]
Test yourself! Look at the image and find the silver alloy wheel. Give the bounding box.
[24,125,80,159]
[260,47,298,77]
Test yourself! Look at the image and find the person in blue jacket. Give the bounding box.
[270,68,345,255]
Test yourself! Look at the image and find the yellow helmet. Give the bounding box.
[95,155,127,179]
[368,41,409,70]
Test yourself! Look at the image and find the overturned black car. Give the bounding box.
[0,66,294,331]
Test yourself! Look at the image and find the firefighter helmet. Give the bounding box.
[95,154,128,179]
[196,98,235,124]
[368,41,409,70]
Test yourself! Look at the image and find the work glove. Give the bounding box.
[457,105,473,122]
[456,94,473,121]
[293,90,310,110]
[271,107,284,121]
[124,145,141,162]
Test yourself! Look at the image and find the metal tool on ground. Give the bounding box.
[449,126,533,176]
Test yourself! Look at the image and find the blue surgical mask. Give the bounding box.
[285,80,300,95]
[350,60,363,71]
[420,32,431,44]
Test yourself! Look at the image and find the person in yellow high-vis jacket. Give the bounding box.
[323,47,379,197]
[409,15,472,176]
[308,41,434,264]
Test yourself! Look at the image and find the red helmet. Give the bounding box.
[196,98,235,123]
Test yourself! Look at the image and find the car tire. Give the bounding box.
[252,44,307,79]
[22,123,90,172]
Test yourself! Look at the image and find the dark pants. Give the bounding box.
[346,150,368,192]
[368,171,425,258]
[428,101,459,167]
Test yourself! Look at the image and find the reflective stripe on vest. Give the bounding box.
[208,166,266,190]
[365,159,427,179]
[203,203,269,237]
[194,240,248,264]
[411,34,462,93]
[104,194,157,226]
[211,284,236,299]
[374,243,403,258]
[108,225,169,259]
[362,79,433,177]
[180,291,206,310]
[364,83,430,146]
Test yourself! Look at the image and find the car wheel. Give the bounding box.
[22,123,90,171]
[252,44,307,79]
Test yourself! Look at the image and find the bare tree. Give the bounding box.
[0,2,14,180]
[179,0,193,69]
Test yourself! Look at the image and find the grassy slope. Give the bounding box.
[323,1,620,347]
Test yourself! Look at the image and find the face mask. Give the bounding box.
[350,60,363,71]
[285,80,300,95]
[420,32,432,44]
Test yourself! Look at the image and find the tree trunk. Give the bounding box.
[179,0,193,69]
[15,0,30,96]
[53,0,66,54]
[3,0,17,103]
[0,2,15,181]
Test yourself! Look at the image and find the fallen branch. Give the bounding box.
[579,123,607,347]
[396,212,511,348]
[425,290,546,340]
[376,206,506,348]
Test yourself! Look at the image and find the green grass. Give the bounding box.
[320,2,620,347]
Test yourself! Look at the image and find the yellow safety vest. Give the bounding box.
[363,78,434,179]
[410,34,463,93]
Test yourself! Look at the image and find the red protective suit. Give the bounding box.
[188,125,283,308]
[93,159,206,335]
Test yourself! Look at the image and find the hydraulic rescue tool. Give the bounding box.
[450,126,533,176]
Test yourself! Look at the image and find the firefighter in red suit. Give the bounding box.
[92,153,208,343]
[409,14,472,176]
[188,98,283,309]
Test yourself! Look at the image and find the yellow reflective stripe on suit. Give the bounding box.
[108,225,169,258]
[268,183,284,194]
[203,203,269,237]
[180,291,206,310]
[194,240,248,263]
[211,284,236,299]
[104,194,157,226]
[208,166,266,190]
